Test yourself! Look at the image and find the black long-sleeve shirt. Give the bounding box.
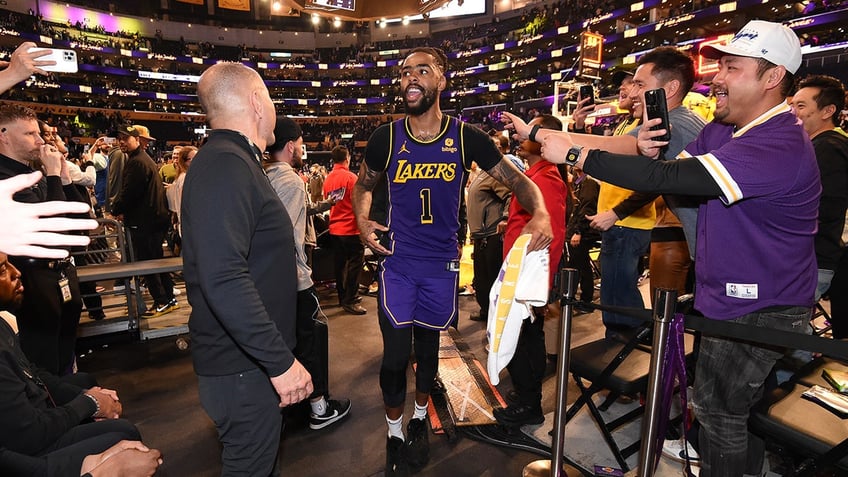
[0,319,95,456]
[812,130,848,270]
[181,130,297,378]
[584,149,722,197]
[110,147,170,230]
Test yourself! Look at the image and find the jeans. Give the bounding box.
[599,226,650,336]
[815,268,835,302]
[692,306,812,477]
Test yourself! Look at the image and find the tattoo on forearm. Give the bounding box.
[486,160,544,212]
[356,166,382,192]
[353,165,382,221]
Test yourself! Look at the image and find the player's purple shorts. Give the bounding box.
[378,255,459,330]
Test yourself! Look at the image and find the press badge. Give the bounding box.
[726,282,758,300]
[58,277,72,303]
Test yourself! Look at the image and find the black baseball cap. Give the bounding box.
[115,124,140,137]
[611,69,635,88]
[267,116,302,154]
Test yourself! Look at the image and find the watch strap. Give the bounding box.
[529,124,540,143]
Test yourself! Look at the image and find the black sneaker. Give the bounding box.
[142,298,180,318]
[404,418,429,469]
[309,398,351,430]
[386,436,409,477]
[493,404,544,426]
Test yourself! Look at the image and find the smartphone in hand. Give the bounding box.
[644,88,670,143]
[27,48,78,73]
[579,84,595,105]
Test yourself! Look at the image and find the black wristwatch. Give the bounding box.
[564,144,584,166]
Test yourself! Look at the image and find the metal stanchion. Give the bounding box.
[636,288,677,477]
[523,268,583,477]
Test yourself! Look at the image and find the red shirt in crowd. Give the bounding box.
[323,161,360,236]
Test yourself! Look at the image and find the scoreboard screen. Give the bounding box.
[309,0,355,11]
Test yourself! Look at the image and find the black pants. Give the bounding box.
[15,263,82,375]
[129,225,174,306]
[294,287,329,399]
[378,309,440,408]
[829,246,848,339]
[566,238,596,304]
[198,368,283,477]
[331,234,364,306]
[40,419,140,460]
[505,307,546,409]
[472,235,504,317]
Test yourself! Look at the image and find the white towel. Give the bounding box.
[486,234,549,385]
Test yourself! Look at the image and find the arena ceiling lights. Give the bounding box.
[281,0,451,21]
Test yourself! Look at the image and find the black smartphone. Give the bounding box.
[579,84,594,105]
[644,88,671,143]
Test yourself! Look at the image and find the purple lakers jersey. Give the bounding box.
[382,116,468,261]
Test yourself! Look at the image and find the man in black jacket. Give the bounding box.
[182,62,312,475]
[0,251,141,470]
[0,103,85,376]
[111,124,177,318]
[566,165,600,307]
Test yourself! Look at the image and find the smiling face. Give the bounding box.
[617,77,635,113]
[629,63,666,119]
[517,117,544,166]
[792,86,833,138]
[711,55,776,128]
[399,51,445,117]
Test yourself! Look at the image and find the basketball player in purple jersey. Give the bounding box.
[353,47,553,476]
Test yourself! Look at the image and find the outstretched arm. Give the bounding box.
[0,42,55,94]
[485,158,553,251]
[353,164,390,255]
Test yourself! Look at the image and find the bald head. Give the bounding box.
[199,63,264,121]
[197,62,277,150]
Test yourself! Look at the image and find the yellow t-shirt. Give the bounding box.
[597,116,656,230]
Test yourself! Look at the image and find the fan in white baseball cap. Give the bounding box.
[700,20,803,74]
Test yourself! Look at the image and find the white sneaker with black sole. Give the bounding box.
[309,398,351,430]
[662,438,700,466]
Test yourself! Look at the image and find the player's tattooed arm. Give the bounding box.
[486,158,553,252]
[355,164,382,192]
[354,165,391,255]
